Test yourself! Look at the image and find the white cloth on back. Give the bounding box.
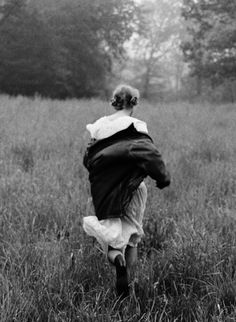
[86,115,148,139]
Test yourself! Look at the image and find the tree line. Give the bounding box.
[0,0,235,101]
[0,0,136,98]
[182,0,236,101]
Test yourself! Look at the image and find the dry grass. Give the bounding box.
[0,95,235,321]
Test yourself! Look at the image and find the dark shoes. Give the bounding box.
[107,246,130,298]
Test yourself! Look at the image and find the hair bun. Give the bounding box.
[111,98,118,107]
[110,84,140,110]
[111,96,124,110]
[130,97,138,106]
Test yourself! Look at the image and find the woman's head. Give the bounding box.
[111,84,140,111]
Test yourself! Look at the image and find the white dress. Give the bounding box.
[83,115,148,253]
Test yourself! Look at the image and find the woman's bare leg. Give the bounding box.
[125,245,138,289]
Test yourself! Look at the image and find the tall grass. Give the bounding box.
[0,95,235,321]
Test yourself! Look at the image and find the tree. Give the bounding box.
[0,0,137,98]
[0,0,24,26]
[47,0,137,97]
[182,0,236,96]
[131,0,183,98]
[0,2,56,96]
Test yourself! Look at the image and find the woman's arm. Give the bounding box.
[129,139,170,189]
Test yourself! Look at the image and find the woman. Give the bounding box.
[83,84,170,298]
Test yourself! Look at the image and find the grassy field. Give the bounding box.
[0,95,235,321]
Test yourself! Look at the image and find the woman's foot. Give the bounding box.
[108,249,126,266]
[108,248,129,298]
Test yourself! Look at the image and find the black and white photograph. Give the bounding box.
[0,0,236,321]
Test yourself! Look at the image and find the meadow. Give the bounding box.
[0,95,235,321]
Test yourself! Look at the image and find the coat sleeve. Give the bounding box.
[129,139,171,189]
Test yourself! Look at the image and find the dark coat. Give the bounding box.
[83,124,170,220]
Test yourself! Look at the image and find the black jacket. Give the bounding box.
[83,124,170,220]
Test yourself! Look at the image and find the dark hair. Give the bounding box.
[111,84,140,110]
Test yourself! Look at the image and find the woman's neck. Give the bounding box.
[114,108,133,117]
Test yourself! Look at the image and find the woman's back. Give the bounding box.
[86,114,148,140]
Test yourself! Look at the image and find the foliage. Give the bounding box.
[0,0,137,98]
[0,96,236,321]
[0,3,56,97]
[182,0,236,95]
[119,0,186,100]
